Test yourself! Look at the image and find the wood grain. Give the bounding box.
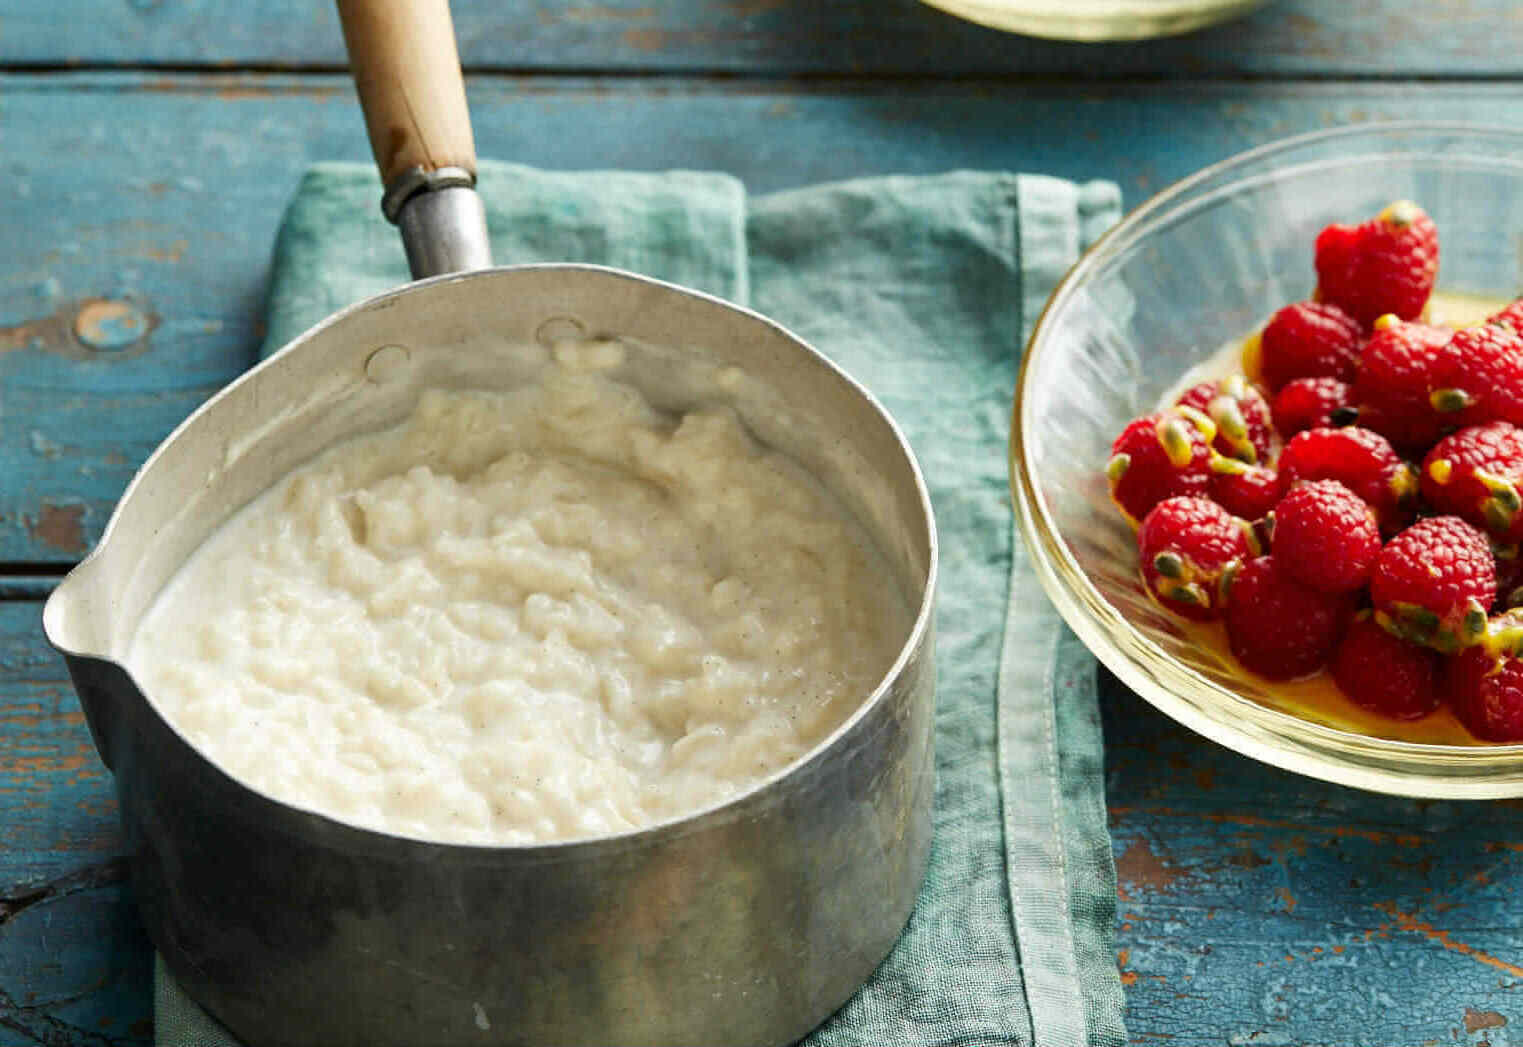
[5,52,1523,1045]
[5,587,1523,1044]
[0,601,148,1046]
[1101,670,1523,1045]
[2,0,1522,77]
[4,72,1523,564]
[336,0,479,184]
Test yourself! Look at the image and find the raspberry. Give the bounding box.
[1278,426,1418,533]
[1210,462,1283,521]
[1332,615,1440,720]
[1314,200,1439,328]
[1370,516,1496,652]
[1137,496,1253,620]
[1258,301,1363,391]
[1224,556,1352,680]
[1271,377,1354,438]
[1428,323,1523,430]
[1176,375,1275,465]
[1488,298,1523,335]
[1445,621,1523,741]
[1107,409,1214,523]
[1351,316,1451,452]
[1420,422,1523,542]
[1270,480,1381,594]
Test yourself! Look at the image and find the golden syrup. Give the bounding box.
[1151,290,1516,746]
[1173,617,1486,746]
[1424,291,1504,329]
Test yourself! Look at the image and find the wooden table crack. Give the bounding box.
[3,3,1523,1043]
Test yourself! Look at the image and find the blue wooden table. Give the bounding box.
[5,2,1523,1044]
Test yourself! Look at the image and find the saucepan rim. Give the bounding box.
[44,260,941,853]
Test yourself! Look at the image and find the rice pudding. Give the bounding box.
[128,362,909,844]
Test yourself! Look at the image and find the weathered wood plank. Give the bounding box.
[1103,668,1523,1045]
[2,0,1523,78]
[0,578,56,600]
[0,602,114,884]
[6,587,1523,1044]
[0,862,150,1047]
[7,72,1523,1041]
[0,601,148,1045]
[4,73,1523,564]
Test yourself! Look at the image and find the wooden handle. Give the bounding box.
[336,0,477,188]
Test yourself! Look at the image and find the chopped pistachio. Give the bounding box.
[1152,551,1186,579]
[1431,388,1474,414]
[1156,417,1197,468]
[1106,453,1131,484]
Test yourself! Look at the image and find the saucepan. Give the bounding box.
[41,2,939,1044]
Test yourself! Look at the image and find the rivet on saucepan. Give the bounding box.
[536,316,587,348]
[74,299,149,352]
[364,344,411,384]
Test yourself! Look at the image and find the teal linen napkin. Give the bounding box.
[154,163,1125,1047]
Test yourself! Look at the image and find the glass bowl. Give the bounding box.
[919,0,1265,41]
[1011,122,1523,799]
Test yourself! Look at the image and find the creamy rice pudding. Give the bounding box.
[129,362,908,843]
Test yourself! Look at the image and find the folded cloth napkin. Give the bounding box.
[155,163,1125,1047]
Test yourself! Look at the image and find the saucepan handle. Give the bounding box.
[335,0,493,278]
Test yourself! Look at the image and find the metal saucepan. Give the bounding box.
[42,2,938,1044]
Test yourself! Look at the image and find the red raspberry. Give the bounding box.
[1314,200,1439,328]
[1420,422,1523,543]
[1210,463,1283,521]
[1224,556,1352,680]
[1107,410,1213,523]
[1271,377,1354,438]
[1258,301,1363,391]
[1351,316,1452,452]
[1487,297,1523,335]
[1445,624,1523,741]
[1332,615,1440,720]
[1370,516,1496,652]
[1278,426,1418,533]
[1428,323,1523,430]
[1137,496,1253,621]
[1270,480,1381,594]
[1176,375,1275,465]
